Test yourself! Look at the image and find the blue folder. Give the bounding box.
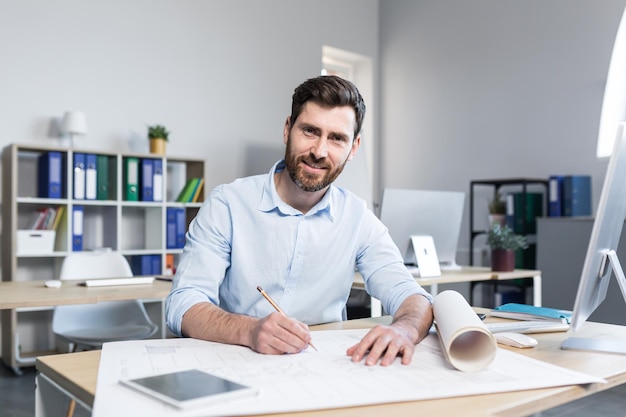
[166,208,178,249]
[38,152,63,198]
[548,175,564,217]
[140,159,154,202]
[72,205,84,251]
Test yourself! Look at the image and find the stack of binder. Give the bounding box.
[166,207,186,249]
[73,153,113,201]
[548,175,592,217]
[124,158,164,202]
[131,254,162,276]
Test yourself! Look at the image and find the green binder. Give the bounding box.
[96,155,109,200]
[124,157,139,201]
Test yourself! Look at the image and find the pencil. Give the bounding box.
[256,286,317,351]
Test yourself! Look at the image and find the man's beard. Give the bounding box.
[284,136,349,192]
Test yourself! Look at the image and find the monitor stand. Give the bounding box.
[561,250,626,354]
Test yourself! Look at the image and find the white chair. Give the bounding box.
[52,251,158,351]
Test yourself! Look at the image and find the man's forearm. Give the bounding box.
[181,302,256,347]
[391,294,434,344]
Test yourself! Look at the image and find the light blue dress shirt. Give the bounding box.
[166,160,432,336]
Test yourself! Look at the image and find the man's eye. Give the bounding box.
[303,127,315,135]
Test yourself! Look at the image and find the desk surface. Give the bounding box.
[36,314,626,417]
[352,266,541,289]
[0,279,172,310]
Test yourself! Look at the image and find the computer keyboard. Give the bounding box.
[79,277,155,287]
[485,320,570,334]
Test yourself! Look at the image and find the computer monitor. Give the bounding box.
[561,123,626,353]
[561,5,626,353]
[379,188,465,270]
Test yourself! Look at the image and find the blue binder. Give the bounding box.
[166,208,178,249]
[38,152,63,198]
[153,159,163,202]
[151,254,162,275]
[563,175,592,217]
[73,153,86,200]
[140,159,154,202]
[175,208,186,248]
[85,154,97,200]
[72,205,84,251]
[548,175,564,217]
[131,255,152,275]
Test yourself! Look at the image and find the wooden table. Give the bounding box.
[354,267,542,316]
[0,278,172,310]
[0,278,172,372]
[36,315,626,417]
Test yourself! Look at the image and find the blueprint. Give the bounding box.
[92,329,604,417]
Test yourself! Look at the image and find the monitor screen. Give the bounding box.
[379,188,465,269]
[561,123,626,354]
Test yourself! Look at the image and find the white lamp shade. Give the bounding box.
[62,111,87,135]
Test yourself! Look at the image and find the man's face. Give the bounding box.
[283,102,360,192]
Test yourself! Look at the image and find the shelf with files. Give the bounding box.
[469,178,549,307]
[1,143,206,372]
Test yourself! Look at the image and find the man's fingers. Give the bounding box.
[346,325,416,366]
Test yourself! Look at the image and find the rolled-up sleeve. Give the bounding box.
[165,186,232,336]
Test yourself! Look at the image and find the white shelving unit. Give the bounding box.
[1,143,205,372]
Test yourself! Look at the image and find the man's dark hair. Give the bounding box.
[290,75,366,140]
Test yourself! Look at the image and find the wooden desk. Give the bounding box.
[35,315,626,417]
[0,279,172,372]
[354,267,542,316]
[0,278,172,310]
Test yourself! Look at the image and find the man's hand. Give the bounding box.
[346,294,433,366]
[249,312,313,354]
[346,323,417,366]
[181,303,312,355]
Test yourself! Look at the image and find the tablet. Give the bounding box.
[120,369,258,409]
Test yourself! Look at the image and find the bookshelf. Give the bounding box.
[1,143,205,371]
[469,178,549,307]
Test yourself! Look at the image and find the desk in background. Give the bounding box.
[0,279,172,373]
[36,314,626,417]
[354,267,542,316]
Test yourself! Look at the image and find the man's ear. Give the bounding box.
[283,117,291,145]
[347,135,361,161]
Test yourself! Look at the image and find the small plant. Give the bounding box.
[488,192,507,215]
[487,223,528,251]
[147,125,170,142]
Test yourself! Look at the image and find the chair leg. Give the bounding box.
[66,399,76,417]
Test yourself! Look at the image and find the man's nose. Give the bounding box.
[310,137,329,158]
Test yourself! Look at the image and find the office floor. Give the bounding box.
[1,363,625,417]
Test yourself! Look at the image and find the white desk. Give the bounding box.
[354,266,542,316]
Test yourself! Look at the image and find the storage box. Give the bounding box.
[17,230,56,255]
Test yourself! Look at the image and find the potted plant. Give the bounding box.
[486,223,528,271]
[488,192,507,226]
[147,124,170,155]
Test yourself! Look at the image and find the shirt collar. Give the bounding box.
[258,160,335,220]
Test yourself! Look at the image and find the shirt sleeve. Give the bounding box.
[165,186,232,336]
[355,210,433,316]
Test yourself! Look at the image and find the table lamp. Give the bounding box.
[62,111,87,148]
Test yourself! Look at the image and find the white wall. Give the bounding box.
[379,0,626,262]
[0,0,379,193]
[4,0,625,274]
